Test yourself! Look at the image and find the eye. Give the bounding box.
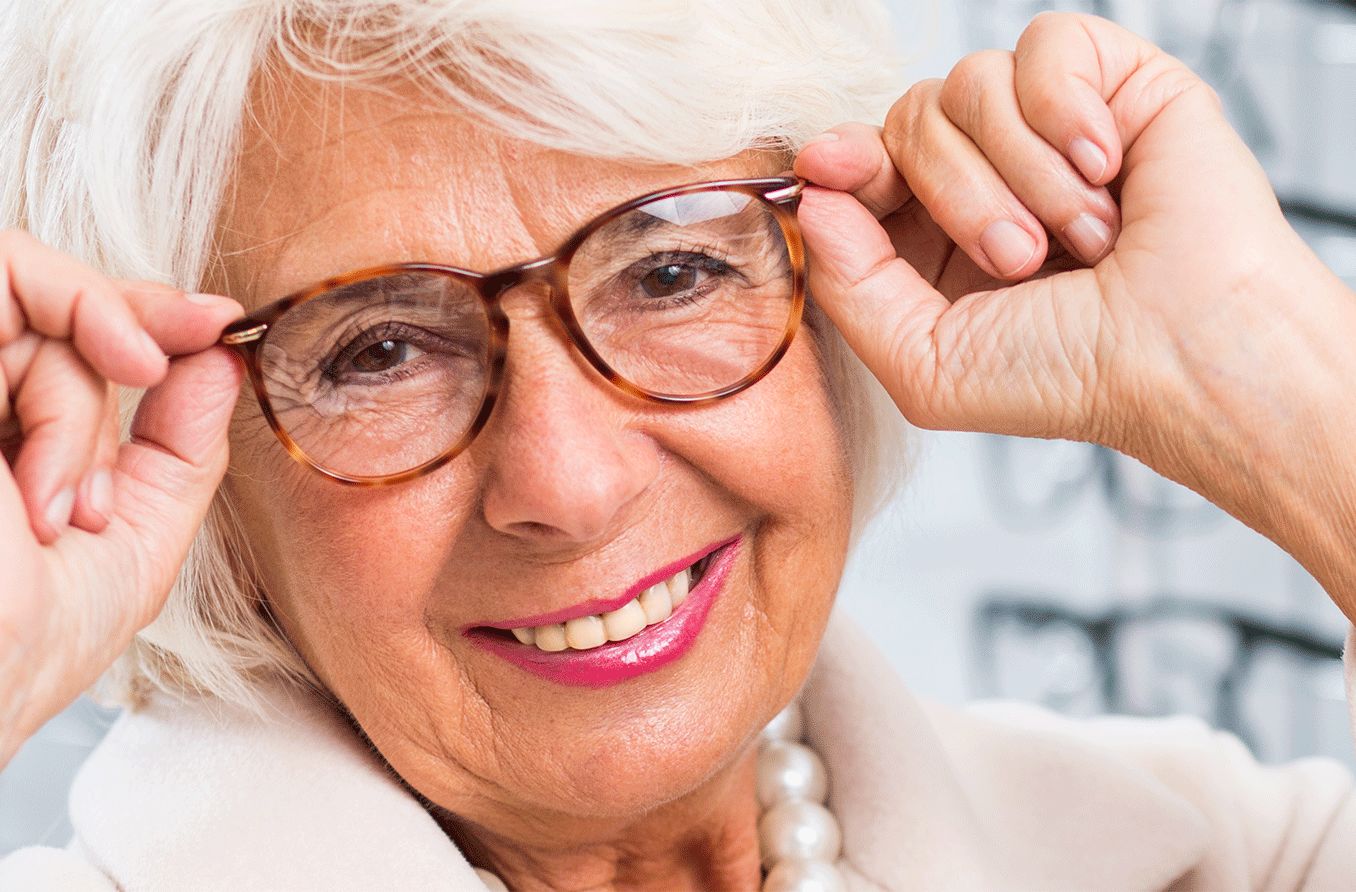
[325,326,436,382]
[639,262,700,298]
[349,338,423,373]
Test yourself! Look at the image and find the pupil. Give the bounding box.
[353,339,404,372]
[642,263,694,297]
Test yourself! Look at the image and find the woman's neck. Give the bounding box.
[437,743,763,891]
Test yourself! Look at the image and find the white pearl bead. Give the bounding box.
[763,857,847,892]
[474,866,510,891]
[760,699,804,744]
[757,799,842,870]
[757,741,829,808]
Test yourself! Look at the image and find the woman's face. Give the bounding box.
[216,75,853,842]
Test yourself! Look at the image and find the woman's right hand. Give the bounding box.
[0,230,243,767]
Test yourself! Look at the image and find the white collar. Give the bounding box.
[67,610,1209,890]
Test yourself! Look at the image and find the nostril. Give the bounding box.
[504,520,560,539]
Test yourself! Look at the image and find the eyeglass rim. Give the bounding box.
[218,175,807,487]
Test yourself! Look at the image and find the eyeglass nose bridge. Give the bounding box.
[476,253,583,347]
[480,253,567,304]
[475,250,622,398]
[216,176,807,487]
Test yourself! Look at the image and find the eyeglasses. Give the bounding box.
[219,176,807,485]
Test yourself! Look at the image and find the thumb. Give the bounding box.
[800,185,1103,438]
[798,185,950,426]
[107,346,243,626]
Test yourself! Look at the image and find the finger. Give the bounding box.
[1012,13,1134,186]
[796,185,950,424]
[9,342,106,544]
[114,281,245,355]
[800,185,1102,438]
[0,329,40,431]
[0,230,166,387]
[101,348,243,625]
[793,122,914,219]
[70,386,119,534]
[939,49,1121,266]
[882,80,1049,281]
[1014,11,1235,190]
[1019,11,1276,277]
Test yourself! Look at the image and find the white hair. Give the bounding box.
[1,0,912,711]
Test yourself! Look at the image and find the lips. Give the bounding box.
[463,535,742,687]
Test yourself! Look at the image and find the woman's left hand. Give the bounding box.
[795,11,1356,622]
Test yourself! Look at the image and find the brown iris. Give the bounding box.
[219,176,806,486]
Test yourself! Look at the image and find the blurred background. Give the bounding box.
[4,0,1356,857]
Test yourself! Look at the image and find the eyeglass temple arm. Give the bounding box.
[764,179,806,204]
[215,177,806,349]
[220,321,268,346]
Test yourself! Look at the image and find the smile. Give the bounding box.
[463,535,742,687]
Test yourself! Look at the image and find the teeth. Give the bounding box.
[565,615,607,649]
[602,599,648,641]
[667,566,690,608]
[638,583,672,625]
[534,623,568,652]
[509,563,700,653]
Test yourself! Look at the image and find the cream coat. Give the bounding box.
[2,611,1354,890]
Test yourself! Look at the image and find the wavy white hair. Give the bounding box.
[1,0,911,711]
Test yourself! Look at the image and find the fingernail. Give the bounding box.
[979,220,1039,278]
[45,487,76,534]
[1069,137,1108,184]
[185,292,235,308]
[86,469,113,521]
[804,131,841,146]
[1063,213,1113,264]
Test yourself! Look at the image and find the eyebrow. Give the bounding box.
[285,275,485,322]
[596,210,672,243]
[260,189,772,307]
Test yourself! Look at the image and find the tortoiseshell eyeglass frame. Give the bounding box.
[217,176,808,487]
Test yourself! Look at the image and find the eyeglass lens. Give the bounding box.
[255,187,796,479]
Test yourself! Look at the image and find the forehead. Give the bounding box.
[215,72,782,307]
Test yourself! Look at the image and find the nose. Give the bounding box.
[477,293,660,546]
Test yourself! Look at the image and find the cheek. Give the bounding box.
[224,396,480,684]
[659,333,853,658]
[216,332,856,823]
[667,334,852,529]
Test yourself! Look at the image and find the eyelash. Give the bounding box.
[322,319,438,383]
[618,244,737,309]
[308,241,744,378]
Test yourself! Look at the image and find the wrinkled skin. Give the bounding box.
[3,12,1356,892]
[211,72,853,890]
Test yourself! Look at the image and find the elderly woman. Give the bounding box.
[1,0,1354,888]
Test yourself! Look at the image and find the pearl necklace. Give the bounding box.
[472,698,845,892]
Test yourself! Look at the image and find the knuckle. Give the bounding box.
[883,79,942,163]
[885,78,941,138]
[1016,11,1113,70]
[1128,57,1217,118]
[1021,10,1089,42]
[941,50,1014,128]
[1018,10,1064,46]
[69,280,125,333]
[946,50,1012,98]
[910,92,958,150]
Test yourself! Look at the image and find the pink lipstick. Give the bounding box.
[463,535,741,687]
